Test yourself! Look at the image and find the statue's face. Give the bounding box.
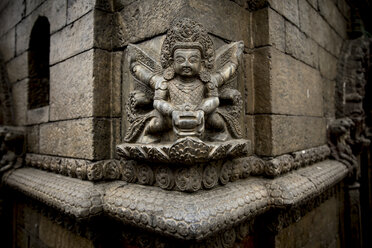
[173,48,201,78]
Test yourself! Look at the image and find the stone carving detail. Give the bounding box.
[328,118,358,175]
[25,144,330,191]
[0,126,25,174]
[4,159,347,244]
[118,18,251,179]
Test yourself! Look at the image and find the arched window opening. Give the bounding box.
[28,16,50,110]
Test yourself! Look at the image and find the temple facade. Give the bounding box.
[0,0,371,247]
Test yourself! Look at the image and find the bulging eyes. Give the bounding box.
[189,56,200,63]
[175,57,186,63]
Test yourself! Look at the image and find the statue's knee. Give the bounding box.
[207,113,225,131]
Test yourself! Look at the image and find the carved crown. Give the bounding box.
[160,18,215,70]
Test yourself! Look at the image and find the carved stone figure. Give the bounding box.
[117,18,250,165]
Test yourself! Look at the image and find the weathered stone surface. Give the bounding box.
[0,28,15,62]
[93,49,112,117]
[67,0,94,24]
[319,46,338,80]
[299,0,343,57]
[276,196,341,248]
[12,79,28,126]
[337,0,350,20]
[285,21,318,68]
[268,0,299,26]
[27,106,49,125]
[185,0,250,44]
[244,54,254,114]
[111,118,121,158]
[6,52,27,83]
[245,115,255,151]
[27,125,39,153]
[252,7,285,52]
[306,0,318,9]
[255,115,326,156]
[254,47,323,117]
[16,0,67,55]
[25,0,45,15]
[323,79,336,119]
[50,49,114,121]
[94,9,113,50]
[111,52,122,117]
[50,50,94,121]
[319,0,347,38]
[39,118,109,160]
[93,118,111,160]
[0,0,23,36]
[50,11,93,65]
[38,213,94,248]
[116,0,250,48]
[4,160,347,243]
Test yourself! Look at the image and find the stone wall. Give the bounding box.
[0,0,359,248]
[0,0,119,160]
[250,0,350,156]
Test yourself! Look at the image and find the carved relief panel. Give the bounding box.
[117,18,252,191]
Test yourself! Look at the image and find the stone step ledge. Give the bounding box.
[2,160,347,240]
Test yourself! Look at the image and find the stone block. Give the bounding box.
[319,47,338,80]
[50,11,93,64]
[276,196,340,248]
[268,0,299,26]
[299,0,342,57]
[67,0,94,24]
[323,79,336,119]
[93,49,112,117]
[245,115,255,151]
[337,0,350,19]
[254,47,323,117]
[319,0,347,38]
[255,115,326,156]
[0,28,15,62]
[244,53,254,114]
[252,7,285,52]
[16,0,67,55]
[50,50,94,121]
[39,213,94,248]
[25,0,45,15]
[111,52,122,117]
[12,79,28,126]
[94,9,113,50]
[306,0,317,9]
[0,0,23,37]
[111,118,121,159]
[185,0,250,45]
[27,125,39,153]
[27,106,49,125]
[40,118,110,160]
[6,52,28,83]
[285,21,317,68]
[116,0,249,48]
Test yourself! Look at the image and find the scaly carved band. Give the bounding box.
[24,144,330,192]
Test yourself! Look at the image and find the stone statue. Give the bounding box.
[118,18,250,165]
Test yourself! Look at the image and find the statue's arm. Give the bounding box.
[153,82,174,116]
[197,82,219,114]
[212,62,238,87]
[131,64,164,89]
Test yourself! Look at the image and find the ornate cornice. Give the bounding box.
[24,144,330,192]
[3,159,347,241]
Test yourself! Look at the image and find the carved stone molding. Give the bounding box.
[3,159,347,242]
[25,144,330,192]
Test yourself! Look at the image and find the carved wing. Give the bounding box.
[214,41,244,139]
[124,44,162,142]
[214,41,244,74]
